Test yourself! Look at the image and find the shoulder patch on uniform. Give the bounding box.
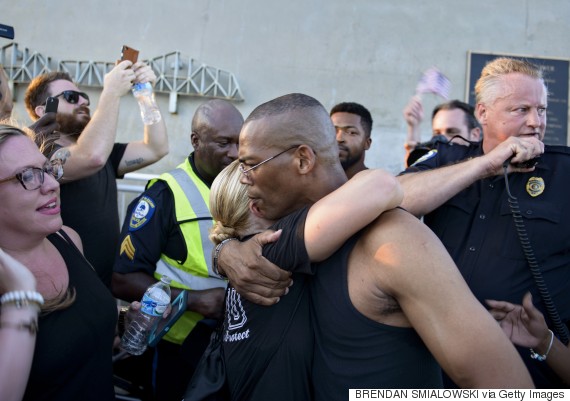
[119,235,136,260]
[411,149,438,166]
[129,195,156,231]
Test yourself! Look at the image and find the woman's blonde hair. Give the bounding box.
[0,123,75,313]
[209,160,251,245]
[0,122,32,146]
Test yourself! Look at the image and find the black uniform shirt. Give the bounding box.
[403,141,570,387]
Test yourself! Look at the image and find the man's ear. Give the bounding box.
[475,103,487,126]
[35,105,46,118]
[190,131,199,150]
[296,145,316,174]
[365,137,372,150]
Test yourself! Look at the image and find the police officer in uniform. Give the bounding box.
[399,58,570,387]
[112,99,243,400]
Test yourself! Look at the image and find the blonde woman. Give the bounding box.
[205,159,402,401]
[0,124,118,400]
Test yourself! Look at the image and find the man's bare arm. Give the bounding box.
[305,168,403,261]
[111,271,225,319]
[366,210,534,388]
[112,271,156,302]
[47,61,135,182]
[398,136,544,217]
[117,62,169,175]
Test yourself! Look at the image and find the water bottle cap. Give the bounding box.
[160,275,172,285]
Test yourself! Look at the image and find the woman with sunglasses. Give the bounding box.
[0,124,118,400]
[190,160,402,400]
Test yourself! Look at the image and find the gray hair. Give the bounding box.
[475,57,546,105]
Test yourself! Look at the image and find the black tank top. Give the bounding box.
[311,232,443,399]
[23,231,117,401]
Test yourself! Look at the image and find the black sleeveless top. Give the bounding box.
[311,232,443,399]
[23,231,117,401]
[223,208,313,400]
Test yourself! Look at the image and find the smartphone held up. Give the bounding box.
[120,45,162,125]
[45,97,59,113]
[120,45,139,64]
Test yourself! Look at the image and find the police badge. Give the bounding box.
[526,177,545,197]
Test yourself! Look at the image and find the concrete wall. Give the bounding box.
[3,0,569,174]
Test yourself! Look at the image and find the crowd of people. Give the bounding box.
[0,52,568,401]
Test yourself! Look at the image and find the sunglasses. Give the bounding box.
[52,90,90,106]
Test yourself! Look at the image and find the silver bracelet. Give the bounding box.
[212,238,238,279]
[529,329,554,362]
[1,290,45,309]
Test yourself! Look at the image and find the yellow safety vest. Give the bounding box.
[147,158,226,344]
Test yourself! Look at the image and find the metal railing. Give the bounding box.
[1,43,244,113]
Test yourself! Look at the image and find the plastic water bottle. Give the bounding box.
[120,275,172,355]
[132,82,162,125]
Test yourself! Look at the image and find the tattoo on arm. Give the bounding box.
[125,158,144,167]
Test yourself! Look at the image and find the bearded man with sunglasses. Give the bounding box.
[24,60,169,288]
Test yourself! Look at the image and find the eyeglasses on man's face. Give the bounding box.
[0,159,64,190]
[239,146,299,177]
[52,90,90,106]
